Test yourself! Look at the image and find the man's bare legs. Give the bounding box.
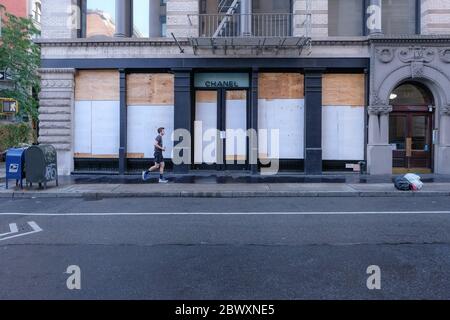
[147,162,167,182]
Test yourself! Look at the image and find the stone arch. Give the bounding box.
[376,64,450,112]
[371,64,450,174]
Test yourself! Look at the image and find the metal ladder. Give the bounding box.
[213,0,240,37]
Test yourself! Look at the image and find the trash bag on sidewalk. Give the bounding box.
[394,176,411,191]
[394,173,423,191]
[404,173,424,191]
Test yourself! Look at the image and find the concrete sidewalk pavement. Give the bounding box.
[1,168,449,198]
[1,180,450,198]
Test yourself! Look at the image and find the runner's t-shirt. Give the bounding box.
[154,135,163,154]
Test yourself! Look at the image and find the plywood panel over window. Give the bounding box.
[322,74,365,106]
[322,74,365,161]
[75,70,119,101]
[258,73,305,160]
[74,70,120,159]
[127,74,174,106]
[259,73,304,100]
[126,73,175,159]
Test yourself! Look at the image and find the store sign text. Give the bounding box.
[204,81,239,88]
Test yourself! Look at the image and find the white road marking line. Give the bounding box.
[0,211,450,216]
[0,223,18,237]
[0,221,43,241]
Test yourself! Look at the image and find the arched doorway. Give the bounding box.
[389,82,435,173]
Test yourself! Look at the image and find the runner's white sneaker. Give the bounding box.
[159,179,168,183]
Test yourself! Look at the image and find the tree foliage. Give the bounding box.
[0,8,40,121]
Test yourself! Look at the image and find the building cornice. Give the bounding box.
[368,34,450,44]
[35,35,450,48]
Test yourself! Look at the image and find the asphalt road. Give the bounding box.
[1,196,450,300]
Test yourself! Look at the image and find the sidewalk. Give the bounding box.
[1,172,450,198]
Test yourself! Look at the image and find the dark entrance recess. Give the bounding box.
[193,88,251,171]
[389,82,435,173]
[389,108,433,172]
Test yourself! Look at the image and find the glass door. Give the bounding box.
[194,89,249,170]
[194,90,219,168]
[389,112,432,172]
[409,114,432,169]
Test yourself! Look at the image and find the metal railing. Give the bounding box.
[193,13,301,38]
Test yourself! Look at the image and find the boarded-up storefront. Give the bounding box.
[126,73,174,159]
[258,73,305,160]
[322,74,365,161]
[74,70,120,159]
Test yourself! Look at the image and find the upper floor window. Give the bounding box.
[382,0,418,35]
[32,1,41,24]
[133,0,167,38]
[253,0,291,13]
[85,0,116,37]
[328,0,364,36]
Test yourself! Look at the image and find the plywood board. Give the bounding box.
[323,74,365,106]
[226,90,247,100]
[75,70,119,101]
[194,101,218,164]
[74,153,119,159]
[91,101,120,156]
[322,105,364,160]
[258,99,305,159]
[74,101,92,155]
[196,91,217,103]
[126,153,145,159]
[127,74,174,106]
[127,105,174,158]
[259,73,304,100]
[74,153,92,158]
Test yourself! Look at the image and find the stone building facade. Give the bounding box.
[37,0,450,175]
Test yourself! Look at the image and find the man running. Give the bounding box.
[142,127,168,183]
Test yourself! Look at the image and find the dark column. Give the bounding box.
[119,69,127,174]
[172,69,192,174]
[250,68,259,174]
[304,69,324,175]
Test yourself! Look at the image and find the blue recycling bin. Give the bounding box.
[5,148,27,189]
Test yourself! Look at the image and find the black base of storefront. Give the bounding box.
[74,159,363,174]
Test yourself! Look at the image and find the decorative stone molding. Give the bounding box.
[376,48,395,63]
[410,61,425,79]
[38,68,76,74]
[398,47,435,63]
[441,105,450,115]
[41,79,74,89]
[368,104,393,115]
[439,48,450,63]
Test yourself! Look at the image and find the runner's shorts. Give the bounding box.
[154,153,164,164]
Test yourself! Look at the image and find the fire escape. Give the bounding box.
[188,0,312,55]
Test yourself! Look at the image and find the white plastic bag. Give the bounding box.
[404,173,423,190]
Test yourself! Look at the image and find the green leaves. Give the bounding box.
[0,123,31,152]
[0,12,40,121]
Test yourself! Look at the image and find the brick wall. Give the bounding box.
[422,0,450,35]
[166,0,198,38]
[294,0,328,37]
[0,0,28,18]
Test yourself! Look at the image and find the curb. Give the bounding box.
[0,191,449,199]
